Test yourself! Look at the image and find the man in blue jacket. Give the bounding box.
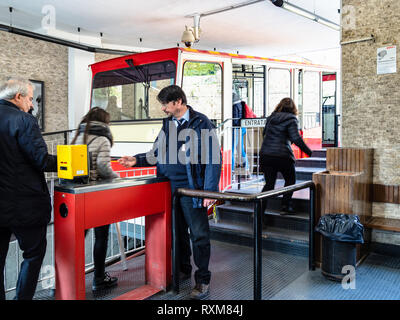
[0,78,57,300]
[119,85,221,299]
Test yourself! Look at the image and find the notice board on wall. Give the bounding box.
[377,46,397,75]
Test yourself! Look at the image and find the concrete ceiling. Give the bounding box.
[0,0,341,66]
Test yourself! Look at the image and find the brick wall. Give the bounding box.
[342,0,400,219]
[0,31,68,133]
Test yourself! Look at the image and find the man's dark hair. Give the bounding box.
[157,85,187,105]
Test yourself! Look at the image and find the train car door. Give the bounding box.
[322,72,338,147]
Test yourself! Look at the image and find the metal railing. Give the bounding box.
[172,181,316,300]
[217,121,265,193]
[42,129,76,141]
[303,112,320,129]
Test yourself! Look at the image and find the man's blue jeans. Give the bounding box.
[0,225,47,300]
[176,196,211,285]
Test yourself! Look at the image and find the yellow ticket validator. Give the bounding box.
[57,145,89,181]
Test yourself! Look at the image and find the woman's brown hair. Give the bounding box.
[273,97,298,115]
[71,107,112,146]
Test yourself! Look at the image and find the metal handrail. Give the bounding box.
[42,129,77,145]
[215,117,238,130]
[172,180,316,300]
[42,129,76,136]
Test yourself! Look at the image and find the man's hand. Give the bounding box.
[203,198,215,208]
[118,156,137,168]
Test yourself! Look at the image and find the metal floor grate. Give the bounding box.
[85,254,146,300]
[150,240,308,300]
[271,253,400,300]
[31,241,400,300]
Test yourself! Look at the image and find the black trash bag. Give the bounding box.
[315,214,364,243]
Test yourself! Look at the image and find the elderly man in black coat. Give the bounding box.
[0,78,57,300]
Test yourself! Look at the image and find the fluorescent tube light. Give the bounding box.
[275,1,340,31]
[282,2,316,21]
[317,17,341,31]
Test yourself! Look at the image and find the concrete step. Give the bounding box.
[242,167,324,181]
[216,203,309,232]
[248,158,326,175]
[212,178,313,256]
[209,219,309,257]
[276,167,325,181]
[311,149,327,158]
[295,157,326,168]
[222,195,310,215]
[228,178,310,198]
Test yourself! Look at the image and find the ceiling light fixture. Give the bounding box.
[194,0,264,17]
[316,17,340,31]
[270,0,340,31]
[283,3,316,20]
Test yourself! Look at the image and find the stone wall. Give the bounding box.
[94,52,123,63]
[0,31,68,133]
[341,0,400,219]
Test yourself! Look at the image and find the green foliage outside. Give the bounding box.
[184,62,219,76]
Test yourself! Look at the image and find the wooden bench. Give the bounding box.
[364,184,400,233]
[364,217,400,232]
[364,216,400,256]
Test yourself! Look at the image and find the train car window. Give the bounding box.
[232,64,265,117]
[303,71,320,130]
[91,61,176,122]
[182,61,222,125]
[268,68,291,115]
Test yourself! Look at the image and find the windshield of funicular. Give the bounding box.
[91,60,176,121]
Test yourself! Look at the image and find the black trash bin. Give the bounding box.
[315,214,364,282]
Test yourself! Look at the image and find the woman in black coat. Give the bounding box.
[259,97,312,214]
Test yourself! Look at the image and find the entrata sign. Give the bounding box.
[240,118,267,128]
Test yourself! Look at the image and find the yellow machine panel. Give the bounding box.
[57,145,88,180]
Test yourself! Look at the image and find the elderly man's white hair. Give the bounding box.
[0,78,33,100]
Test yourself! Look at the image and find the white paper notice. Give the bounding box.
[377,46,397,75]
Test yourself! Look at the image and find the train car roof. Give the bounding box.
[90,47,336,74]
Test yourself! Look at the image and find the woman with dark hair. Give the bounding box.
[259,97,312,215]
[71,107,119,292]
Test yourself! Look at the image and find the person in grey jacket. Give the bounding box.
[260,97,312,215]
[71,107,118,292]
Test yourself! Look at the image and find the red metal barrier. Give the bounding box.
[111,161,156,177]
[291,130,321,159]
[54,178,171,300]
[219,149,232,192]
